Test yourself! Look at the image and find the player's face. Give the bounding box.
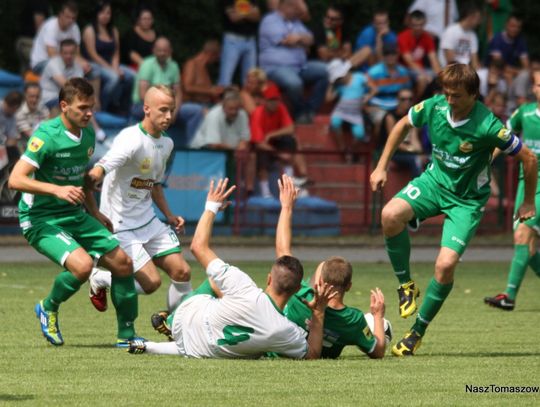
[443,86,476,116]
[61,94,95,129]
[532,72,540,103]
[146,94,175,131]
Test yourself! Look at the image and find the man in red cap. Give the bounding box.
[250,83,309,198]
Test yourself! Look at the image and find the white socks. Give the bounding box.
[167,280,192,312]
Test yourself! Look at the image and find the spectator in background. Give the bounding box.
[266,0,310,21]
[182,40,224,106]
[398,10,441,99]
[487,15,529,76]
[312,4,352,63]
[407,0,458,44]
[82,1,135,115]
[366,43,412,137]
[479,0,512,59]
[259,0,328,123]
[250,84,309,198]
[354,9,397,69]
[190,88,250,151]
[379,88,424,178]
[0,92,24,150]
[240,67,267,115]
[16,0,50,75]
[122,7,157,70]
[30,1,90,75]
[131,37,204,146]
[509,57,540,109]
[15,83,50,149]
[218,0,261,86]
[439,5,483,69]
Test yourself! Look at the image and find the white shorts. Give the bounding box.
[115,217,181,272]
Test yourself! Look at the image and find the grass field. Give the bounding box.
[0,261,539,406]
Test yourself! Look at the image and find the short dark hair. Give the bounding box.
[271,255,304,296]
[410,10,426,21]
[59,77,94,104]
[321,256,352,291]
[60,38,78,50]
[24,82,41,93]
[60,0,78,15]
[4,91,23,108]
[438,63,480,97]
[460,4,481,20]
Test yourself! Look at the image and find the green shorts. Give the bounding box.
[23,211,119,266]
[513,178,540,234]
[395,172,486,255]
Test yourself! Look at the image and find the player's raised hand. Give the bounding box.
[278,174,298,209]
[370,287,385,318]
[206,178,236,211]
[370,168,387,192]
[54,185,85,205]
[303,280,338,313]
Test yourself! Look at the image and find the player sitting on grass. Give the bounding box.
[8,78,141,347]
[484,69,540,311]
[128,178,337,359]
[277,174,387,359]
[85,85,192,314]
[370,63,537,356]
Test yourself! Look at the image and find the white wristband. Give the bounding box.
[205,201,222,214]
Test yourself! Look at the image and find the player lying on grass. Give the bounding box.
[128,178,337,358]
[370,63,537,356]
[485,70,540,311]
[8,77,141,347]
[85,85,192,314]
[276,174,387,358]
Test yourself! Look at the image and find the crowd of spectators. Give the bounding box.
[1,0,538,199]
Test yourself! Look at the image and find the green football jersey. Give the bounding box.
[508,103,540,176]
[284,281,376,358]
[409,94,520,200]
[18,116,95,225]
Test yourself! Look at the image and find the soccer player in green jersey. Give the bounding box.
[8,78,141,347]
[484,70,540,311]
[278,175,388,359]
[370,64,538,356]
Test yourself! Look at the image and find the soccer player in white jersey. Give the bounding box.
[128,178,336,359]
[86,85,191,313]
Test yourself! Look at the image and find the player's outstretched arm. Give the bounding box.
[276,174,298,258]
[514,145,538,222]
[8,159,85,205]
[370,115,412,192]
[152,184,185,234]
[367,288,386,359]
[190,178,236,269]
[303,281,338,360]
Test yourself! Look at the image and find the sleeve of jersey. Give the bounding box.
[355,313,377,355]
[407,99,430,128]
[22,132,48,169]
[206,258,258,296]
[493,125,522,156]
[95,131,135,173]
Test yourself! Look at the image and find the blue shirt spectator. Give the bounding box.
[487,15,528,69]
[354,9,397,69]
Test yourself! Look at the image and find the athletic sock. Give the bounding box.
[504,244,530,300]
[111,274,138,339]
[43,271,83,312]
[527,250,540,278]
[384,229,411,284]
[412,278,453,336]
[167,280,192,312]
[134,279,147,295]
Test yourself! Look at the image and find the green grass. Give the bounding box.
[0,261,539,406]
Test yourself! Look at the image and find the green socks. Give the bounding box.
[412,278,453,336]
[504,244,530,300]
[43,271,83,312]
[111,275,138,339]
[385,229,411,284]
[528,250,540,278]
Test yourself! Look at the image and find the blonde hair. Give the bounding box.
[247,67,267,83]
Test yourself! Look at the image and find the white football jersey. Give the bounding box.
[172,259,308,359]
[97,123,173,232]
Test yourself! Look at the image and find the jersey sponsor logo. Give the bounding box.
[130,177,155,190]
[497,127,511,142]
[28,137,44,152]
[55,152,71,158]
[413,101,424,113]
[140,158,152,173]
[435,105,448,111]
[459,142,473,153]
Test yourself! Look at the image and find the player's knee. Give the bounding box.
[171,263,191,282]
[513,228,531,245]
[381,205,406,233]
[435,256,457,276]
[115,253,134,277]
[143,276,162,293]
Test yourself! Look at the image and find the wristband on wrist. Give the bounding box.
[205,201,222,214]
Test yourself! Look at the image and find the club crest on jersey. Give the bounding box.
[28,137,44,152]
[87,147,94,157]
[140,158,151,173]
[413,101,424,113]
[497,127,511,142]
[363,326,373,338]
[459,142,473,153]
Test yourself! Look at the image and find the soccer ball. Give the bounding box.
[364,313,393,345]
